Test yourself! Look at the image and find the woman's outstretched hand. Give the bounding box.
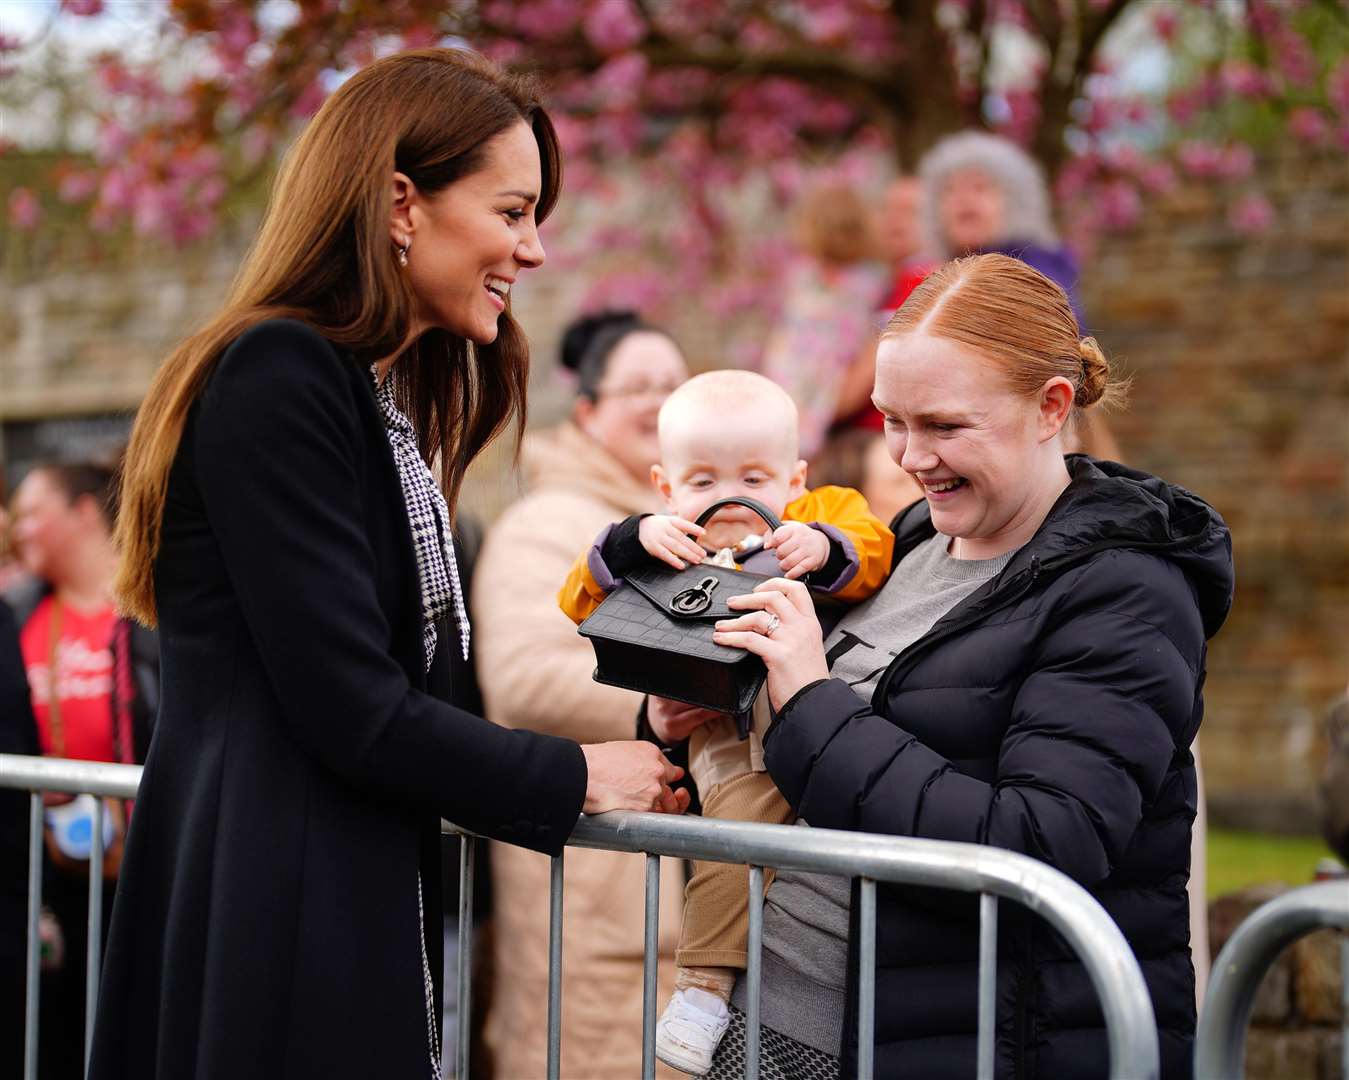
[713,577,830,709]
[581,741,691,816]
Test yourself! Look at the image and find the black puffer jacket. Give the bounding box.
[765,455,1233,1080]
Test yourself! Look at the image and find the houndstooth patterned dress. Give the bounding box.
[707,1005,841,1080]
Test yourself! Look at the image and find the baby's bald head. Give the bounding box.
[658,370,801,469]
[654,371,807,544]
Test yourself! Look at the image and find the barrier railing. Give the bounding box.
[1194,880,1349,1079]
[1,753,1161,1080]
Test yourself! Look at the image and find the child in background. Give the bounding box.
[758,184,887,459]
[559,371,894,1075]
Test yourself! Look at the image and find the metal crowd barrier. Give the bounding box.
[1194,880,1349,1079]
[1,753,1161,1080]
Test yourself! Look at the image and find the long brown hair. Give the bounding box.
[883,253,1127,413]
[115,48,562,625]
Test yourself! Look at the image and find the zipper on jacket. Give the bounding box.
[871,555,1042,709]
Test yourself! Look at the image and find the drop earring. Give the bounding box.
[396,238,410,267]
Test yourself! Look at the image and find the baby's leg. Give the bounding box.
[676,768,794,994]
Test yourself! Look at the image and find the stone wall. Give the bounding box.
[1209,885,1346,1079]
[1080,147,1349,832]
[2,144,1346,828]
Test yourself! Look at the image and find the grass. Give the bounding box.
[1206,827,1340,899]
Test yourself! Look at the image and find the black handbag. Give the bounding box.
[578,497,784,715]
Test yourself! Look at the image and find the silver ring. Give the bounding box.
[764,613,781,637]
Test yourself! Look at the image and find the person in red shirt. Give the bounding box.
[9,460,125,1080]
[831,176,933,438]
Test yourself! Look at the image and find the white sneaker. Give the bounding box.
[655,987,731,1076]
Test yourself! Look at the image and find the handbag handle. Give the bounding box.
[693,496,783,532]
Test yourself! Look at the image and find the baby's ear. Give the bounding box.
[651,464,675,506]
[789,458,809,499]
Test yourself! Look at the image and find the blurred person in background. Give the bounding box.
[874,176,931,320]
[0,477,32,594]
[759,183,887,459]
[473,311,691,1078]
[917,129,1121,462]
[825,176,933,479]
[6,460,153,1079]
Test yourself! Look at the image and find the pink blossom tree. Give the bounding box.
[4,0,1347,332]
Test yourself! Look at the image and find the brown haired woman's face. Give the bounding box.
[395,120,545,344]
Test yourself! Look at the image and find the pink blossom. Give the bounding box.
[132,185,173,236]
[550,113,589,155]
[1054,157,1097,203]
[94,121,132,164]
[1166,89,1202,126]
[240,127,275,167]
[801,4,854,45]
[197,176,227,209]
[591,52,648,108]
[216,9,258,60]
[482,39,525,64]
[1288,107,1330,145]
[401,25,441,49]
[58,171,99,203]
[515,0,578,40]
[1243,0,1283,36]
[1177,140,1224,177]
[1221,59,1271,99]
[1228,193,1275,235]
[0,33,23,52]
[1218,144,1255,180]
[1327,59,1349,117]
[98,164,140,211]
[60,0,103,15]
[1138,162,1177,195]
[1272,29,1316,89]
[290,80,327,119]
[583,0,645,53]
[8,187,40,230]
[1098,179,1142,230]
[1337,125,1349,153]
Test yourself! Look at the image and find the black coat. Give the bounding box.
[766,455,1233,1080]
[0,600,40,1077]
[89,320,587,1079]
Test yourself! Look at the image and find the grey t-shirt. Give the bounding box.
[733,531,1017,1054]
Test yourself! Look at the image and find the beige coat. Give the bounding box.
[474,422,684,1079]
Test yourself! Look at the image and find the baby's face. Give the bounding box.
[656,417,805,551]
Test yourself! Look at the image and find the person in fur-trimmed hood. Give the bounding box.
[670,254,1233,1080]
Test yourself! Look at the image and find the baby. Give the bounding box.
[559,370,893,1074]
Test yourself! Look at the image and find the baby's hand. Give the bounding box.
[638,515,707,570]
[764,521,831,580]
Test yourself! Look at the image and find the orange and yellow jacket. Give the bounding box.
[558,485,895,625]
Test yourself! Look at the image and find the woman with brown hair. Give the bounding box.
[90,49,684,1080]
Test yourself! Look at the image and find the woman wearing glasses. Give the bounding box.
[472,311,691,1078]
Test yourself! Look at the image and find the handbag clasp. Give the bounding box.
[670,576,719,616]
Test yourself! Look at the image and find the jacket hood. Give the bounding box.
[518,421,658,518]
[894,455,1234,639]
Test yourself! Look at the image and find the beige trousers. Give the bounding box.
[676,695,794,974]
